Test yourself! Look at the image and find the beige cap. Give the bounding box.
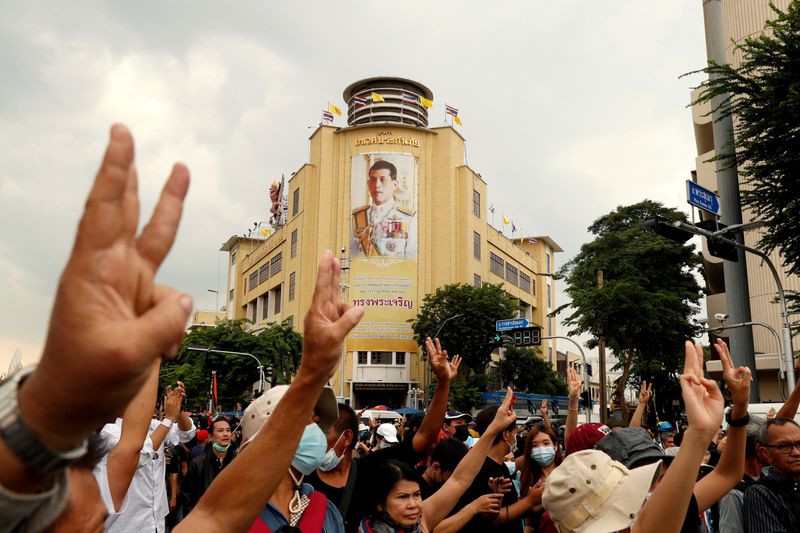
[543,449,660,533]
[241,385,339,445]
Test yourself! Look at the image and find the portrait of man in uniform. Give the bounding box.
[351,156,417,258]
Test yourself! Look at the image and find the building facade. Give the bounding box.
[691,0,796,401]
[221,77,561,408]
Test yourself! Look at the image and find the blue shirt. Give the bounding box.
[258,482,345,533]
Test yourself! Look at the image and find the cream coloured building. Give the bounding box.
[221,77,562,408]
[692,0,797,400]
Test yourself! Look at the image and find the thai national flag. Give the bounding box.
[527,237,539,244]
[402,93,419,103]
[322,110,334,121]
[353,95,368,107]
[446,104,459,116]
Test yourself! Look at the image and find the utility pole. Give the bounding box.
[598,270,607,424]
[702,0,758,377]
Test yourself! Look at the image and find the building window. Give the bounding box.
[292,188,300,216]
[371,351,392,365]
[548,317,553,336]
[546,252,551,274]
[520,272,531,293]
[506,263,519,286]
[358,351,368,365]
[395,352,406,365]
[473,274,482,288]
[270,253,283,276]
[229,288,234,301]
[261,294,269,321]
[291,229,298,258]
[248,271,258,291]
[549,347,553,361]
[473,231,481,260]
[289,272,296,301]
[489,252,504,277]
[231,250,237,265]
[547,284,552,308]
[250,300,257,323]
[472,190,481,218]
[259,263,269,285]
[273,284,282,315]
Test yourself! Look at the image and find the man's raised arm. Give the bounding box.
[176,252,364,533]
[412,337,461,455]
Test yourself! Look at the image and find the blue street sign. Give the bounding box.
[496,318,529,331]
[686,180,720,216]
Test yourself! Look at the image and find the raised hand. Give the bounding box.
[567,367,583,400]
[300,251,364,382]
[19,125,193,450]
[540,399,549,417]
[427,337,460,382]
[680,341,724,436]
[716,339,751,407]
[487,387,517,434]
[639,380,653,404]
[488,476,513,494]
[164,383,185,421]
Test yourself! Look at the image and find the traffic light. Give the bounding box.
[643,216,693,244]
[696,220,739,262]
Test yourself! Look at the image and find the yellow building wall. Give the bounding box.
[225,123,560,405]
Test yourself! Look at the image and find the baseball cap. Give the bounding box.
[543,449,661,533]
[595,427,670,469]
[377,423,399,443]
[567,423,612,455]
[445,411,473,423]
[241,385,338,446]
[196,429,209,443]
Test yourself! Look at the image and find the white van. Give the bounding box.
[358,410,403,425]
[723,403,800,429]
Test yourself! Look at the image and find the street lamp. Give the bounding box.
[207,289,219,312]
[409,387,424,410]
[187,344,268,394]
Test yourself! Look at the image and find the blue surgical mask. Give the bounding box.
[319,432,345,472]
[530,446,556,466]
[292,423,328,475]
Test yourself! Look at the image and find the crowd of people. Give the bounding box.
[2,125,800,533]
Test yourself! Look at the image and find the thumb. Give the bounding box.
[133,290,193,360]
[331,306,364,339]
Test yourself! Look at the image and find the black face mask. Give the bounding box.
[453,425,470,441]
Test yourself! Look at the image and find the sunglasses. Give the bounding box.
[761,441,800,454]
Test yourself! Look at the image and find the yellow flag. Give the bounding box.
[454,115,463,126]
[260,228,271,236]
[503,215,510,225]
[371,92,385,103]
[419,96,433,108]
[329,103,342,116]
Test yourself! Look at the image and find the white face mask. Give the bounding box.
[319,432,346,472]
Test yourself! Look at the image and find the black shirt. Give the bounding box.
[451,457,522,533]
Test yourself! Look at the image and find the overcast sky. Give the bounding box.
[0,0,711,372]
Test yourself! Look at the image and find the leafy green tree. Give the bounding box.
[690,2,800,276]
[497,346,568,396]
[557,201,703,419]
[410,283,520,374]
[159,319,302,409]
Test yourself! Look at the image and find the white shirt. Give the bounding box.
[94,417,196,533]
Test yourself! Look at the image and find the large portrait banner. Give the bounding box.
[349,152,418,352]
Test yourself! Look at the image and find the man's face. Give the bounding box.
[212,421,232,446]
[368,168,397,206]
[760,423,800,476]
[444,418,467,437]
[663,436,675,449]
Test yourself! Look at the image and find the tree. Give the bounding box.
[556,201,703,420]
[410,283,520,373]
[497,346,567,396]
[691,2,800,276]
[159,319,302,409]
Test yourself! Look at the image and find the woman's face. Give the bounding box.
[531,431,554,449]
[382,479,422,527]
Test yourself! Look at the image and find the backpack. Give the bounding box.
[248,491,328,533]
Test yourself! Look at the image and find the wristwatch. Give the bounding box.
[725,411,750,428]
[0,367,88,476]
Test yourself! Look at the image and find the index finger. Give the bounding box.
[500,386,514,411]
[310,251,335,310]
